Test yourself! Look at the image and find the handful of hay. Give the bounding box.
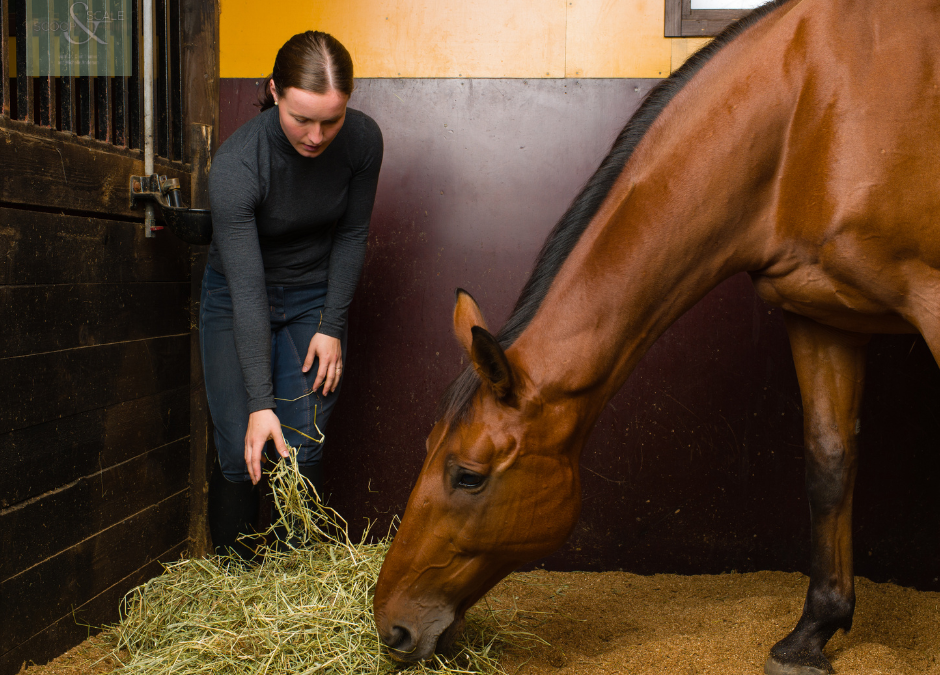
[110,448,531,675]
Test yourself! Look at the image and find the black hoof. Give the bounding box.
[764,656,832,675]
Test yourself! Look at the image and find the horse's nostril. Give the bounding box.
[386,625,414,653]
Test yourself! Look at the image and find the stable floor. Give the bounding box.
[19,569,940,675]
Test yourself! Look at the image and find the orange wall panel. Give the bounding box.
[671,36,711,71]
[566,0,672,78]
[221,0,567,78]
[220,1,706,78]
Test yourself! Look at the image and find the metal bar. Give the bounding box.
[1,0,10,116]
[114,76,129,146]
[154,0,168,159]
[38,74,55,127]
[97,75,112,142]
[60,76,76,132]
[14,0,32,123]
[144,0,155,236]
[168,0,182,161]
[128,0,142,149]
[53,75,60,129]
[112,0,130,147]
[77,76,92,135]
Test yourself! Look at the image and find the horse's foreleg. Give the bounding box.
[766,312,869,675]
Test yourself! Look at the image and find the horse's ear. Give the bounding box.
[470,325,515,401]
[453,288,488,357]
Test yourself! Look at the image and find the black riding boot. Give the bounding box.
[272,463,324,549]
[208,469,261,564]
[299,462,324,500]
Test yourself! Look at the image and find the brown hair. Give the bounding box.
[257,31,354,111]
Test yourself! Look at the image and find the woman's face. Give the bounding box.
[271,83,349,158]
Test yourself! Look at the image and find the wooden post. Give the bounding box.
[665,0,682,37]
[187,123,213,556]
[181,0,219,557]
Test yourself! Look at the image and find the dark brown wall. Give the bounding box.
[0,203,192,675]
[0,2,218,672]
[220,78,940,591]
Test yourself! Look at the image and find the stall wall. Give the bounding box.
[217,1,940,591]
[0,2,219,672]
[220,0,710,79]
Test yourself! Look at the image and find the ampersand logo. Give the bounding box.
[65,2,107,45]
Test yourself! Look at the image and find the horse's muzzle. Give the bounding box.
[381,624,416,659]
[377,615,465,662]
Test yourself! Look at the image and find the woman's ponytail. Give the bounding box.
[257,75,277,111]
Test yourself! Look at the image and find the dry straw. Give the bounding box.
[110,446,541,675]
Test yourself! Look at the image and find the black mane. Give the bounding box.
[439,0,795,423]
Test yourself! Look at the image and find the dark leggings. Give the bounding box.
[199,264,346,482]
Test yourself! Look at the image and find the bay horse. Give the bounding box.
[373,0,940,673]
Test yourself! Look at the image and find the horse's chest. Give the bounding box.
[750,264,918,334]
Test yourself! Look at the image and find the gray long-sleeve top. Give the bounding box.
[207,105,383,413]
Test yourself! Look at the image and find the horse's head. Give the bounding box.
[373,290,583,661]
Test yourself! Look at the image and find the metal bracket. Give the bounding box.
[129,173,212,245]
[129,173,184,211]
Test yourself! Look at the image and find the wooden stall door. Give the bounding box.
[0,1,218,673]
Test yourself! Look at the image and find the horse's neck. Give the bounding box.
[510,2,806,419]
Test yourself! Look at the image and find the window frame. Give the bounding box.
[664,0,752,37]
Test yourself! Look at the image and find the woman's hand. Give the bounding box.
[303,333,343,395]
[245,409,289,484]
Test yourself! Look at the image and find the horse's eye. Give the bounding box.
[454,470,486,490]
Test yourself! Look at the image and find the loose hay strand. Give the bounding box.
[111,444,538,675]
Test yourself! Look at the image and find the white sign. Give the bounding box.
[26,0,132,76]
[691,0,765,8]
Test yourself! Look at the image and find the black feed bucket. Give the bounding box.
[160,207,213,245]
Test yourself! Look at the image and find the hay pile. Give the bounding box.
[109,450,536,675]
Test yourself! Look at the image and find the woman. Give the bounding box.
[201,31,383,560]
